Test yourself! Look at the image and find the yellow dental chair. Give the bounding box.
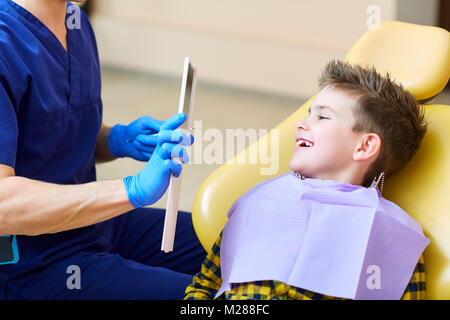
[191,21,450,300]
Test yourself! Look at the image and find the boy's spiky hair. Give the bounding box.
[318,60,428,187]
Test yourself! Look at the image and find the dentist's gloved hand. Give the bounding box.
[108,116,164,161]
[123,113,193,208]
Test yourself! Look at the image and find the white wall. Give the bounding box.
[90,0,436,98]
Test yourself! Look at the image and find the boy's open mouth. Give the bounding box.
[296,138,314,148]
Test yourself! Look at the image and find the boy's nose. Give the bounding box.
[296,118,309,131]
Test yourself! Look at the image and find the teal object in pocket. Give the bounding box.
[0,235,19,265]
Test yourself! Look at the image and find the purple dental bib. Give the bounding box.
[217,172,430,300]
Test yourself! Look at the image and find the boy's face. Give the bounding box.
[289,86,365,181]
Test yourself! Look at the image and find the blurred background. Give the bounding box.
[79,0,450,212]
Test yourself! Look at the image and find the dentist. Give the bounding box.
[0,0,205,299]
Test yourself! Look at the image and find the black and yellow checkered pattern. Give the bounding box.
[185,232,426,300]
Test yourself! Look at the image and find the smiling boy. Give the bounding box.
[292,87,378,186]
[184,60,428,300]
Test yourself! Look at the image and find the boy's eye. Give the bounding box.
[317,116,328,120]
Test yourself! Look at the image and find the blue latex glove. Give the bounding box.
[108,116,165,161]
[123,113,193,208]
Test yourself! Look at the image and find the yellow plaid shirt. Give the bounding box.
[185,232,426,300]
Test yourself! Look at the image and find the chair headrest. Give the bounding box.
[344,21,450,102]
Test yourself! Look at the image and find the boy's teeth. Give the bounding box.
[297,140,313,147]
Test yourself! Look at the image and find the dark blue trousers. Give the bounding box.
[4,208,207,300]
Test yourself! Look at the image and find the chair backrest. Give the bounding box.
[344,21,449,102]
[191,21,450,299]
[383,103,450,300]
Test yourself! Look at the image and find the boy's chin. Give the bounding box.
[289,160,317,179]
[289,160,306,176]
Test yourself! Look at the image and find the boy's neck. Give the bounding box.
[312,167,367,187]
[12,0,68,51]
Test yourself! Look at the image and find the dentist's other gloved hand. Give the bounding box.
[108,116,164,161]
[123,113,193,208]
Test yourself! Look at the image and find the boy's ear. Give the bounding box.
[353,133,381,162]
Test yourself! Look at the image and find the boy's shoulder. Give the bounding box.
[378,197,425,235]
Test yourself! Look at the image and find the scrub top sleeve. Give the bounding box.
[0,60,19,168]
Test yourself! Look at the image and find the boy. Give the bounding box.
[185,60,429,300]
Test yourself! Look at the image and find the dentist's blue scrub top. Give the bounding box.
[0,1,109,297]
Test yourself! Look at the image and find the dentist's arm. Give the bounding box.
[0,113,190,236]
[95,123,116,163]
[0,167,132,236]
